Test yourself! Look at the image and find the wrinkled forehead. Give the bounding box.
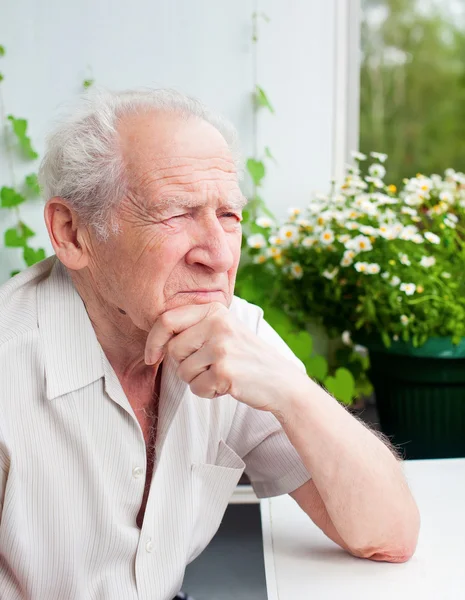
[119,110,236,177]
[118,111,243,208]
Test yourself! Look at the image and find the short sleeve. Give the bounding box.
[226,297,311,498]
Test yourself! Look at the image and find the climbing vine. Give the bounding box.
[0,44,46,275]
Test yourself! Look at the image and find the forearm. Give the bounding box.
[276,374,420,558]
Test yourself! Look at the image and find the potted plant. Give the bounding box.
[243,152,465,459]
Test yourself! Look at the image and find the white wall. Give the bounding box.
[0,0,356,283]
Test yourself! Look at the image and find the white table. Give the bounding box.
[261,458,465,600]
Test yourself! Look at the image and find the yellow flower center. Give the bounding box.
[285,231,293,238]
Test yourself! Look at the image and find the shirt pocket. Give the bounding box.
[187,439,245,564]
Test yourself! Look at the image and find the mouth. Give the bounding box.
[177,289,226,302]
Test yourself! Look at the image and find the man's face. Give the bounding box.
[87,111,245,332]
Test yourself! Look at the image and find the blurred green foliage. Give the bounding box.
[360,0,465,186]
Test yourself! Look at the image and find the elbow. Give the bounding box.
[350,504,421,564]
[352,541,417,563]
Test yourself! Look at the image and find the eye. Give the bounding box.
[221,212,242,222]
[164,213,189,223]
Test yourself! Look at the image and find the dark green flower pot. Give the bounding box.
[358,336,465,459]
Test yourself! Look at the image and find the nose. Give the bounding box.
[185,216,236,273]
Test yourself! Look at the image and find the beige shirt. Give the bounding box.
[0,256,310,600]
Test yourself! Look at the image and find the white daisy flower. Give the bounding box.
[253,254,267,264]
[354,262,369,273]
[404,194,424,207]
[382,271,390,279]
[401,206,417,216]
[323,267,339,280]
[267,246,282,259]
[346,221,361,231]
[400,315,409,326]
[368,163,386,179]
[366,176,385,188]
[412,234,424,244]
[393,334,399,341]
[301,236,317,247]
[269,235,284,246]
[399,254,411,266]
[370,152,388,163]
[442,272,451,279]
[367,263,381,274]
[445,168,456,178]
[399,226,418,241]
[315,193,329,201]
[346,235,373,253]
[359,225,377,236]
[247,233,267,249]
[341,250,355,267]
[287,207,301,218]
[290,262,303,279]
[338,234,351,244]
[400,283,416,296]
[391,276,401,286]
[424,232,441,244]
[351,151,367,161]
[320,229,335,245]
[256,216,274,228]
[308,202,323,214]
[444,214,458,228]
[296,218,311,227]
[278,225,299,244]
[420,256,436,268]
[342,331,352,346]
[378,225,397,240]
[439,191,454,203]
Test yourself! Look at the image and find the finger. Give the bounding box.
[189,365,232,399]
[145,302,224,365]
[176,344,214,385]
[166,319,212,363]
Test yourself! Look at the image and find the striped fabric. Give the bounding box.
[0,256,310,600]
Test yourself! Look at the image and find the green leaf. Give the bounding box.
[5,223,36,247]
[20,221,36,239]
[25,173,40,195]
[285,330,313,361]
[0,73,4,82]
[7,115,39,159]
[264,146,277,163]
[246,159,266,187]
[10,270,20,277]
[83,79,94,89]
[23,246,46,267]
[305,355,328,381]
[5,228,26,247]
[1,187,25,207]
[0,46,5,57]
[324,368,355,405]
[255,85,274,113]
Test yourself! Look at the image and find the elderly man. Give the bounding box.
[0,88,419,600]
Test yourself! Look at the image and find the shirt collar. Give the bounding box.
[37,256,104,400]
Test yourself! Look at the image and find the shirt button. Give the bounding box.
[133,466,144,479]
[146,538,154,553]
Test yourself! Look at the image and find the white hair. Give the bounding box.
[38,87,244,240]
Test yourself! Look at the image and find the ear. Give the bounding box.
[44,198,89,270]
